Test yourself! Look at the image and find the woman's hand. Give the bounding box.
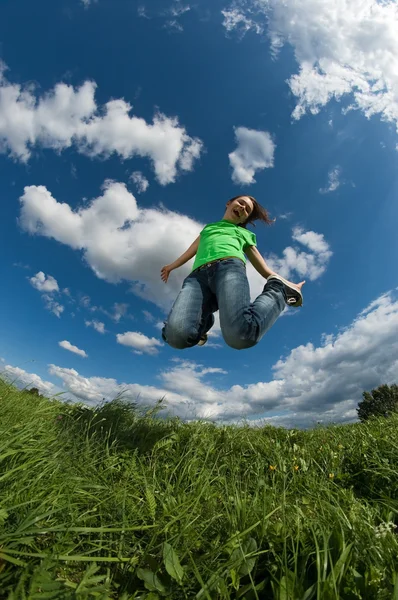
[161,265,173,283]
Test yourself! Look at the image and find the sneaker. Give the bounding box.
[267,274,303,307]
[197,334,208,346]
[197,313,215,346]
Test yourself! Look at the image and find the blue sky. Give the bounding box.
[1,0,398,428]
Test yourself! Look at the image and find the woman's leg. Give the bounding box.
[162,271,217,349]
[211,258,286,350]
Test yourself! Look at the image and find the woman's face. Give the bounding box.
[224,196,254,224]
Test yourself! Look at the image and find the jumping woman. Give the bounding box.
[160,195,305,350]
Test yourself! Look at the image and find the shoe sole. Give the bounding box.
[197,335,207,346]
[267,275,303,307]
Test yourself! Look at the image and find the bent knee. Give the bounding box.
[223,335,257,350]
[162,323,198,349]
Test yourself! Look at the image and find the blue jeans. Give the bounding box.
[162,258,286,350]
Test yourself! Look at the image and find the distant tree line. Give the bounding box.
[27,387,43,398]
[357,383,398,422]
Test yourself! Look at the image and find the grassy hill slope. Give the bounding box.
[0,377,397,599]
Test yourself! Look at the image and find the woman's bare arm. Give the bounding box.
[244,245,276,278]
[161,235,200,282]
[168,235,200,270]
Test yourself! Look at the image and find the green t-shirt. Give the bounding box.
[192,220,257,271]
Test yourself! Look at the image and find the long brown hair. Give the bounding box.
[227,195,275,228]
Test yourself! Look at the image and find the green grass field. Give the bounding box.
[0,376,397,599]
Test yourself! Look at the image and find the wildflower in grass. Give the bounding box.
[269,465,276,471]
[374,521,397,538]
[294,465,299,471]
[329,473,334,479]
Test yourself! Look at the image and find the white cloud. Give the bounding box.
[116,331,163,355]
[108,303,129,322]
[254,291,398,426]
[159,359,228,399]
[224,0,398,133]
[0,63,203,184]
[4,289,398,426]
[164,19,184,32]
[29,271,59,293]
[80,295,91,308]
[48,363,189,409]
[138,6,149,18]
[28,271,64,317]
[262,226,332,283]
[169,2,191,17]
[18,180,203,310]
[48,290,398,424]
[278,212,293,220]
[58,340,88,358]
[245,226,332,301]
[229,127,275,184]
[18,181,331,315]
[3,364,60,397]
[130,171,149,193]
[221,8,264,35]
[85,320,106,334]
[319,166,342,194]
[143,310,155,322]
[163,2,191,31]
[42,295,64,318]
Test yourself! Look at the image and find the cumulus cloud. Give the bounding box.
[47,363,189,409]
[18,181,331,314]
[2,364,60,397]
[160,291,398,424]
[18,180,203,310]
[263,227,332,282]
[130,171,149,193]
[159,359,228,399]
[58,340,88,358]
[229,127,275,184]
[244,226,332,303]
[223,0,398,134]
[116,331,163,355]
[4,289,398,426]
[85,320,106,334]
[28,271,64,317]
[29,271,59,293]
[319,166,342,194]
[0,63,203,184]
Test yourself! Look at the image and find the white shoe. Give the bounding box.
[197,334,208,346]
[267,275,303,307]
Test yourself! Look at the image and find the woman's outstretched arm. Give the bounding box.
[161,235,200,283]
[245,245,304,288]
[244,245,276,279]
